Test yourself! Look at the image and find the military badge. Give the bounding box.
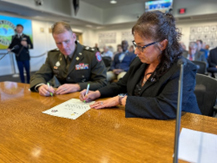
[55,61,60,67]
[95,52,102,62]
[75,63,89,70]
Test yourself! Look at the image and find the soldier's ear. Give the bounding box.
[72,33,76,40]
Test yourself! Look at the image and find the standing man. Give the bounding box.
[8,24,33,83]
[30,22,107,96]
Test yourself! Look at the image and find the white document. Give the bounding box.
[43,98,94,120]
[178,128,217,163]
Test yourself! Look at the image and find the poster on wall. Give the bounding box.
[121,31,134,46]
[98,32,116,48]
[189,25,217,49]
[0,15,33,49]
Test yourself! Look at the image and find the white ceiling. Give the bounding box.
[81,0,147,9]
[0,0,217,29]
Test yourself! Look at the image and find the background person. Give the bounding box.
[80,11,201,119]
[8,24,33,83]
[182,42,208,67]
[106,40,136,82]
[30,22,107,96]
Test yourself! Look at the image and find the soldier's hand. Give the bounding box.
[38,84,55,97]
[55,84,80,95]
[21,40,27,47]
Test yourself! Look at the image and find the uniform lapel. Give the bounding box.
[67,42,84,75]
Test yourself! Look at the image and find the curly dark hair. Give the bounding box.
[132,11,183,80]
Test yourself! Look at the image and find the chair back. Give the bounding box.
[192,61,207,74]
[102,56,112,70]
[194,74,217,116]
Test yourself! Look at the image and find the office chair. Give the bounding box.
[192,61,207,74]
[194,73,217,116]
[102,56,112,71]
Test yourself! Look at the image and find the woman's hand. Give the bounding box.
[79,90,101,102]
[90,96,119,109]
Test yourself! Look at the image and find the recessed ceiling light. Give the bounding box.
[110,0,117,4]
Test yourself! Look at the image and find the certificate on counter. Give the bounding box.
[43,98,94,120]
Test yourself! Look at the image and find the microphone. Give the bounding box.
[177,58,187,66]
[173,58,186,163]
[11,45,19,51]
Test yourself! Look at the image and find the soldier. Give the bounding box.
[30,22,107,96]
[8,24,33,83]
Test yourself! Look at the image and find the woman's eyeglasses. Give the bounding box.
[132,40,158,52]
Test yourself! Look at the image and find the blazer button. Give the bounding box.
[67,77,71,79]
[82,75,85,78]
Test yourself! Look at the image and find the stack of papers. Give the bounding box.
[178,128,217,163]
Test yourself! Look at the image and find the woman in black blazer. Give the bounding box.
[80,11,201,119]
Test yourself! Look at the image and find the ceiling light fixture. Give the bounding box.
[110,0,117,4]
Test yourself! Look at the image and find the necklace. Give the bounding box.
[142,72,153,85]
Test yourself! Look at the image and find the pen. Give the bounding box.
[84,83,90,103]
[47,83,53,96]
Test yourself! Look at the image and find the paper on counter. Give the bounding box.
[178,128,217,163]
[43,98,94,120]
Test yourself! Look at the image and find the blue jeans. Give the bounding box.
[17,60,30,83]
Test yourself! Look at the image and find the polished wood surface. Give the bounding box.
[0,82,217,163]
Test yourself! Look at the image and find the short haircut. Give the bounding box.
[16,24,23,28]
[51,22,73,34]
[197,40,203,44]
[189,42,197,48]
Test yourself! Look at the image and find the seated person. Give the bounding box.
[113,44,123,56]
[207,47,217,78]
[182,42,208,67]
[107,40,136,82]
[196,40,209,59]
[101,46,113,59]
[30,22,107,96]
[128,45,135,53]
[80,11,201,120]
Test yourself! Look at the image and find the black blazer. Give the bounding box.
[99,56,201,119]
[8,34,33,61]
[208,47,217,67]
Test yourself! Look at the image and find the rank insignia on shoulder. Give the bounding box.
[85,46,90,50]
[91,48,95,51]
[95,52,102,62]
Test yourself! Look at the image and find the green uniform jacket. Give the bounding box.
[30,42,107,91]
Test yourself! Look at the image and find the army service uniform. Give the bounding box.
[30,42,107,91]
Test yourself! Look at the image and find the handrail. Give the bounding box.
[0,51,48,60]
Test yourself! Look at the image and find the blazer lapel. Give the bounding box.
[128,63,146,95]
[140,74,156,95]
